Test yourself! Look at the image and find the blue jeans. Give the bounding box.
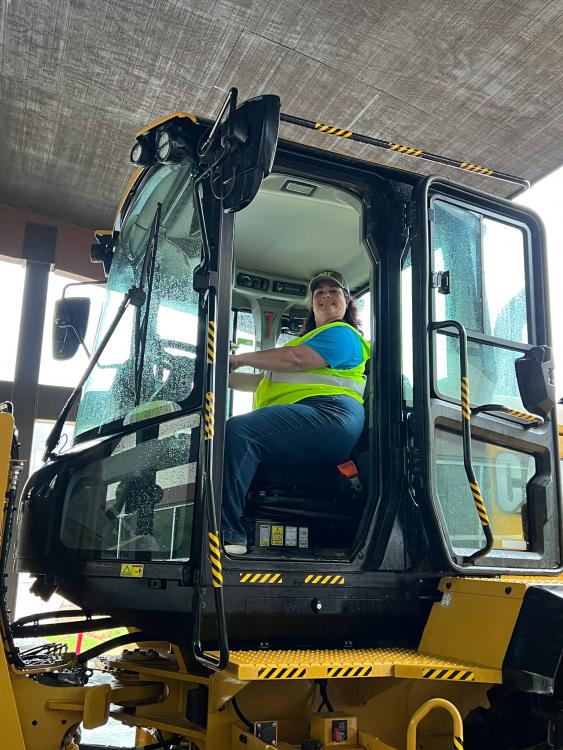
[221,395,365,545]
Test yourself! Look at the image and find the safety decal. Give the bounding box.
[207,321,216,364]
[460,162,493,176]
[304,575,345,585]
[204,392,214,440]
[422,668,475,681]
[257,666,307,679]
[469,481,489,526]
[120,564,144,578]
[327,666,373,678]
[314,122,353,138]
[390,143,423,157]
[460,376,470,421]
[240,572,283,584]
[454,737,464,750]
[209,531,223,588]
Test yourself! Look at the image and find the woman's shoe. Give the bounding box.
[224,543,248,555]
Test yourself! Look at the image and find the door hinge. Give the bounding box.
[431,270,450,295]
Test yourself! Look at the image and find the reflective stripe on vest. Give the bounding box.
[268,371,367,396]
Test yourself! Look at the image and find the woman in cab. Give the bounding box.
[223,270,370,555]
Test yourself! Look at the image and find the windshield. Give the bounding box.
[75,160,202,436]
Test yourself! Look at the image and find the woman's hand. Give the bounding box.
[229,353,246,373]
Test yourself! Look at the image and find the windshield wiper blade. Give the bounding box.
[133,202,162,406]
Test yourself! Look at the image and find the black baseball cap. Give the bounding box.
[309,270,350,295]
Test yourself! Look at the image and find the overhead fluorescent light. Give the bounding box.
[281,180,317,196]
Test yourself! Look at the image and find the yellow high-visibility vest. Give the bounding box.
[254,321,370,409]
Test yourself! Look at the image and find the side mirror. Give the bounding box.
[515,345,556,417]
[52,297,90,360]
[204,92,280,213]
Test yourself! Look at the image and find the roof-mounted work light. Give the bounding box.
[130,137,156,167]
[156,128,190,163]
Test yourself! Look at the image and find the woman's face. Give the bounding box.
[312,280,348,326]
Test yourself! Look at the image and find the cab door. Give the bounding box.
[410,177,561,573]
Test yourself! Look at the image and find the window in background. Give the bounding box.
[39,271,106,388]
[16,418,76,623]
[29,419,75,474]
[0,257,25,381]
[356,291,372,341]
[230,310,256,416]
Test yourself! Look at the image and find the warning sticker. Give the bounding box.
[120,564,144,578]
[271,526,284,546]
[259,524,270,546]
[285,526,298,547]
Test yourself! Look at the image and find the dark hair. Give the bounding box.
[300,295,363,335]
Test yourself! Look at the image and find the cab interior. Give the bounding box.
[229,172,375,558]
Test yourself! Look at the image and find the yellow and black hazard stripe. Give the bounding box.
[460,376,471,421]
[327,665,373,678]
[314,122,352,138]
[209,531,223,588]
[454,736,464,750]
[460,162,493,176]
[422,668,475,681]
[505,407,542,425]
[204,392,214,440]
[469,481,489,526]
[304,574,345,585]
[257,666,307,679]
[207,321,216,364]
[390,142,423,157]
[240,572,283,584]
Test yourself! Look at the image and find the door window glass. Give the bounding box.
[435,336,526,410]
[431,199,529,406]
[432,200,528,343]
[435,428,535,555]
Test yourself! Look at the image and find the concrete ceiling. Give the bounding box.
[1,0,563,230]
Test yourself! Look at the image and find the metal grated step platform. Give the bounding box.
[221,647,501,683]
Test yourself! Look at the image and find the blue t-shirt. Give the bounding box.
[303,326,363,369]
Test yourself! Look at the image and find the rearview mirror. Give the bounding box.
[206,93,280,213]
[52,297,90,360]
[515,345,556,417]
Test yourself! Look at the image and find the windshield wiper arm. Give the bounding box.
[133,202,162,406]
[43,286,147,462]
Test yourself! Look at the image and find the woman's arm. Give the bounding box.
[229,344,327,373]
[228,372,263,391]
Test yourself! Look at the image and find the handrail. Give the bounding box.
[471,403,544,428]
[430,321,494,563]
[280,113,529,188]
[191,178,229,672]
[407,698,464,750]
